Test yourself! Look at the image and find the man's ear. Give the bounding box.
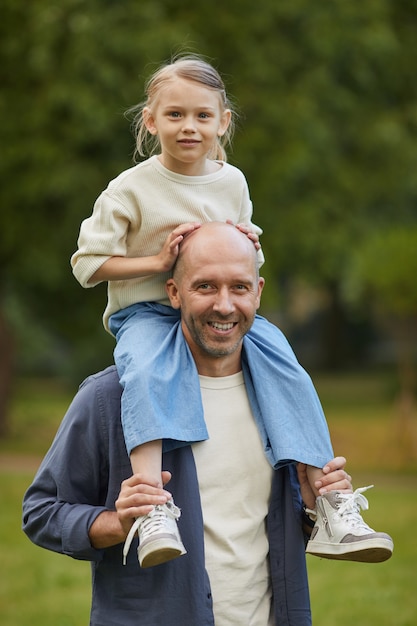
[255,277,265,310]
[165,278,181,309]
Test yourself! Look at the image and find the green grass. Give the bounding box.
[1,471,91,625]
[0,378,75,456]
[1,371,417,625]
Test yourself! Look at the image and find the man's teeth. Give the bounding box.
[211,322,234,330]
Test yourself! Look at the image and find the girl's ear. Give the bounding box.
[218,109,231,137]
[143,107,158,135]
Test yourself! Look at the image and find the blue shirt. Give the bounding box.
[22,366,312,625]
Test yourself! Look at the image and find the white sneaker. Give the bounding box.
[123,499,186,568]
[306,486,393,563]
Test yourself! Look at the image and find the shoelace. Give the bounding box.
[335,485,373,530]
[122,501,180,565]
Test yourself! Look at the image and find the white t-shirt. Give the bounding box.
[192,372,275,626]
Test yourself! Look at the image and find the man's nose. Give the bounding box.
[213,288,234,315]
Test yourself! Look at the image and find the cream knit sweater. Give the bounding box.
[71,156,263,333]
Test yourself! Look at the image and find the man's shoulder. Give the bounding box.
[78,365,121,394]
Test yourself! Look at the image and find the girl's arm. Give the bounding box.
[89,222,200,284]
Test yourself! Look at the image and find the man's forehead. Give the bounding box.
[186,257,256,284]
[177,223,258,280]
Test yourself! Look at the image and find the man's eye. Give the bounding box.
[198,284,212,290]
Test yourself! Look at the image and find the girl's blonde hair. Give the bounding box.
[128,55,236,162]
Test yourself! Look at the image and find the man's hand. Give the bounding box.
[116,470,173,536]
[297,456,352,510]
[89,471,172,549]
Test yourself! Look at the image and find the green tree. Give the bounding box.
[169,0,417,367]
[349,227,417,456]
[0,0,190,431]
[1,0,417,434]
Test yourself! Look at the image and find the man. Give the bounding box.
[23,222,353,625]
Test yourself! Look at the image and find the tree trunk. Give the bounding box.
[0,308,15,438]
[320,281,349,369]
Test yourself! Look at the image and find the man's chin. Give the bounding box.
[202,338,242,357]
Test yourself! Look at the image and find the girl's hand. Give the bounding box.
[157,222,201,272]
[226,220,261,251]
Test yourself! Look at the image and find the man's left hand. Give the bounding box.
[297,456,352,510]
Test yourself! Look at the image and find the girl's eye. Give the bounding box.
[168,111,181,118]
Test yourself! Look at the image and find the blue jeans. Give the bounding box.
[109,302,333,468]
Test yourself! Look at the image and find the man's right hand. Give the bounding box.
[115,470,173,536]
[88,471,172,549]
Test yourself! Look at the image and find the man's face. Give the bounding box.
[167,228,264,375]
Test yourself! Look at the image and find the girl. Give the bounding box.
[71,55,389,569]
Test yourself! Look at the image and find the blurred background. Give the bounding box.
[0,1,416,624]
[1,0,417,428]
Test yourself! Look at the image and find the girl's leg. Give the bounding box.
[130,440,163,488]
[306,465,323,499]
[110,303,208,458]
[124,437,187,569]
[305,465,394,563]
[243,315,334,469]
[110,304,197,568]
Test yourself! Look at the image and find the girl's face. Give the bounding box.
[143,78,231,176]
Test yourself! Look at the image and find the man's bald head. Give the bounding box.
[166,222,264,376]
[173,221,259,284]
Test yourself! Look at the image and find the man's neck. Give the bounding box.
[193,351,242,378]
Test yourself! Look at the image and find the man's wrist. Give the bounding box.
[88,510,126,549]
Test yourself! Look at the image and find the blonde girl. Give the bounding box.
[72,55,337,569]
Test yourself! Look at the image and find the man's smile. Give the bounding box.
[208,321,236,332]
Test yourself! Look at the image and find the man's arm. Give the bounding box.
[22,369,119,561]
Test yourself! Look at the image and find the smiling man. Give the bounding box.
[23,221,355,625]
[166,220,264,370]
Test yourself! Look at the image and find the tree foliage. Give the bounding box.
[1,0,416,393]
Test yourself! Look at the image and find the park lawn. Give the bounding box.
[2,470,416,625]
[1,371,416,624]
[1,470,91,626]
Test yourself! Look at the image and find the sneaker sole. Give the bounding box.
[306,537,393,563]
[139,539,187,568]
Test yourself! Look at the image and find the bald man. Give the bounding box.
[23,223,354,626]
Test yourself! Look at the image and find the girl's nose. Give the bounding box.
[181,115,196,133]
